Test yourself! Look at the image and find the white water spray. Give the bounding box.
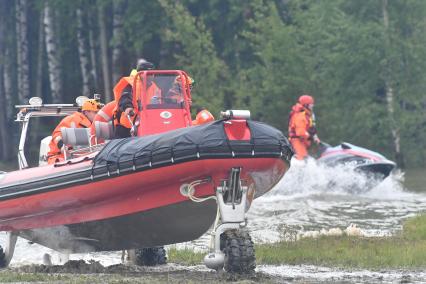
[247,158,426,243]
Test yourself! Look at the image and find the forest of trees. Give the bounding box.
[1,0,426,168]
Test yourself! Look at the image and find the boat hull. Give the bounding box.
[0,119,292,252]
[0,157,288,252]
[19,198,217,253]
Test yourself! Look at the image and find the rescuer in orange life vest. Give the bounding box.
[110,58,214,136]
[165,75,214,125]
[113,58,155,138]
[47,99,101,164]
[90,100,116,144]
[288,95,320,160]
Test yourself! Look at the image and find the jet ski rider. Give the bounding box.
[288,94,321,160]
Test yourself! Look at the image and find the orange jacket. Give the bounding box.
[90,101,116,133]
[288,103,314,140]
[48,112,92,157]
[113,76,134,102]
[146,81,162,104]
[90,101,116,143]
[113,76,137,129]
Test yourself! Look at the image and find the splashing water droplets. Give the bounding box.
[247,159,426,243]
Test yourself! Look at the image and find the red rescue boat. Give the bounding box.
[0,70,293,272]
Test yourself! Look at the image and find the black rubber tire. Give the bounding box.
[221,229,256,274]
[134,247,167,266]
[0,246,6,268]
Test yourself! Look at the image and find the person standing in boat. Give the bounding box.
[112,58,155,138]
[47,99,101,164]
[288,94,320,160]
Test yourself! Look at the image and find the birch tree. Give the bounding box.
[76,7,91,97]
[0,67,10,160]
[2,2,13,119]
[44,1,63,103]
[97,2,112,101]
[112,0,126,84]
[15,0,30,103]
[0,3,11,160]
[382,0,403,167]
[88,10,99,93]
[35,8,44,100]
[2,46,13,120]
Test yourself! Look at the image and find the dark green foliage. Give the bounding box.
[1,0,426,167]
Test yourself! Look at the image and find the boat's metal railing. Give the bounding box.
[15,104,81,170]
[65,143,106,160]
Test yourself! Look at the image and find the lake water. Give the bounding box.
[248,159,426,243]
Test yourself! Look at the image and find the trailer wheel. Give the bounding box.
[0,246,6,268]
[221,229,256,274]
[134,247,167,266]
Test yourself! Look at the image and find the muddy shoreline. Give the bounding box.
[7,260,282,283]
[2,260,424,283]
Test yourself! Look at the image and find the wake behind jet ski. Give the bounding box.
[317,142,396,180]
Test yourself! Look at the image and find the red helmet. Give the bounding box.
[193,109,215,126]
[298,95,314,105]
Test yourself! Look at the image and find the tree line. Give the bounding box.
[1,0,426,168]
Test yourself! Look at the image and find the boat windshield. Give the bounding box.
[145,74,185,109]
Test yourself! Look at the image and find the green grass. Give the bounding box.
[168,246,205,265]
[255,235,426,269]
[0,272,67,282]
[169,214,426,269]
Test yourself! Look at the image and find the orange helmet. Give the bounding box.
[174,75,195,87]
[82,99,101,112]
[193,109,214,125]
[298,95,314,105]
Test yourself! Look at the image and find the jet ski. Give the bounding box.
[317,142,396,180]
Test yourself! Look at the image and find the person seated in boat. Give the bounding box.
[90,100,116,144]
[113,58,155,138]
[145,75,163,104]
[288,94,320,160]
[47,99,101,164]
[161,75,192,104]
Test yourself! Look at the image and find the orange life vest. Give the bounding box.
[113,76,134,102]
[48,112,92,163]
[91,101,116,127]
[112,76,137,129]
[288,103,314,140]
[90,101,116,143]
[146,81,162,104]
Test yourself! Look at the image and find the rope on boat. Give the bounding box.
[186,179,221,251]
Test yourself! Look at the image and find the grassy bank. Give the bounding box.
[169,214,426,269]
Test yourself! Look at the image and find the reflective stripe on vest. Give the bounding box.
[98,109,112,122]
